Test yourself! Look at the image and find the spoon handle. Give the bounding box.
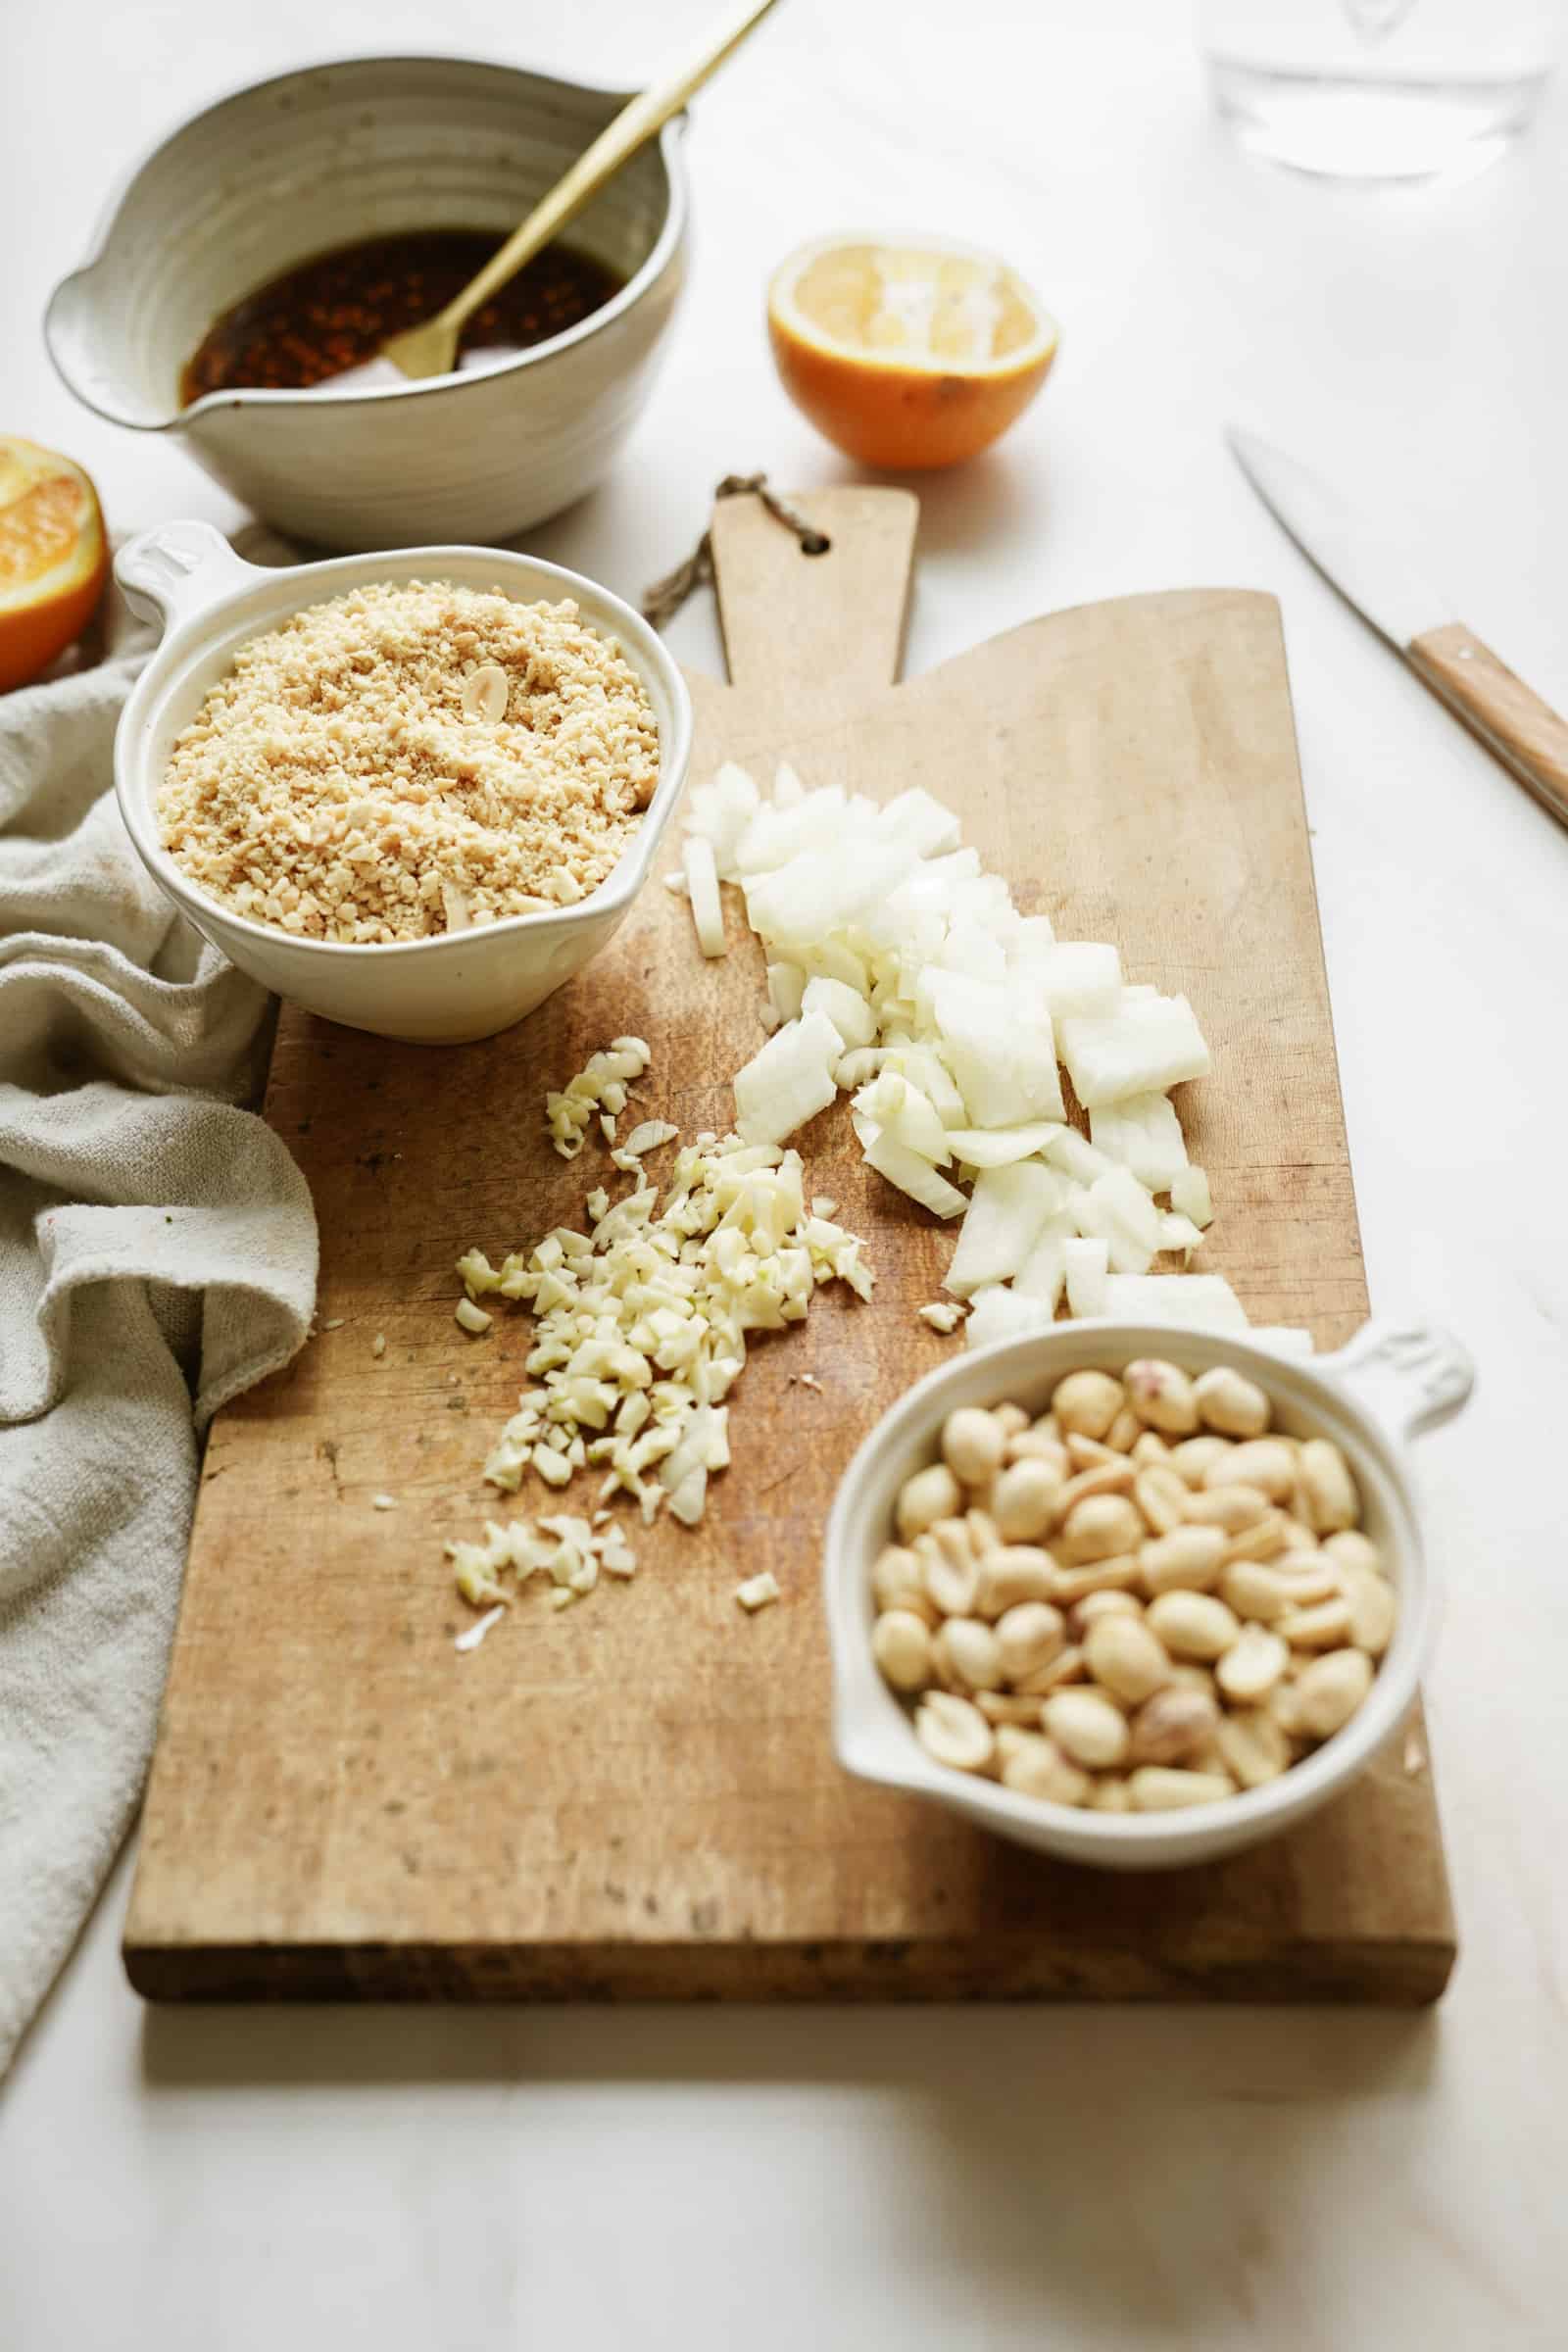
[440,0,782,334]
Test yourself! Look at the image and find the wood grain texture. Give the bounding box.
[1408,620,1568,831]
[124,487,1454,2006]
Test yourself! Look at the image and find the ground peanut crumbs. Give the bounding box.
[158,581,659,944]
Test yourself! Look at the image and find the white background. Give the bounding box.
[4,2,1567,2343]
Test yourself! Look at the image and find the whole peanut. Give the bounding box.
[1085,1613,1172,1705]
[1128,1685,1220,1765]
[915,1690,996,1772]
[871,1544,936,1622]
[1043,1688,1131,1769]
[993,1402,1030,1437]
[1193,1366,1271,1439]
[1342,1563,1396,1657]
[1324,1529,1383,1577]
[974,1544,1056,1617]
[1123,1357,1200,1436]
[1298,1438,1359,1534]
[991,1458,1063,1543]
[918,1523,982,1617]
[1215,1623,1290,1704]
[1183,1484,1274,1532]
[931,1616,1004,1692]
[1140,1524,1228,1595]
[1296,1647,1373,1740]
[1067,1589,1144,1639]
[995,1600,1066,1683]
[1215,1708,1291,1788]
[1058,1493,1145,1563]
[1166,1434,1234,1488]
[1203,1440,1297,1502]
[897,1461,962,1541]
[1278,1595,1353,1650]
[1051,1369,1125,1440]
[997,1728,1091,1805]
[941,1406,1006,1488]
[1146,1590,1242,1661]
[872,1609,934,1692]
[1130,1430,1172,1469]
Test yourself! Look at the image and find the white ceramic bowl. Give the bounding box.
[46,54,688,549]
[824,1318,1473,1870]
[113,519,692,1044]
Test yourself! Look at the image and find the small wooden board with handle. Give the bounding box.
[124,488,1455,2006]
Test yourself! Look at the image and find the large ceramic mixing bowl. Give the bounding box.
[46,54,689,550]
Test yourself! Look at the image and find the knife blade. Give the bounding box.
[1228,426,1568,834]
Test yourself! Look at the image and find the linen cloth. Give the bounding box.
[0,579,318,2074]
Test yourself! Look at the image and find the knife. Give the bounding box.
[1228,427,1568,833]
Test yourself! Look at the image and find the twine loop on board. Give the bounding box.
[641,473,830,629]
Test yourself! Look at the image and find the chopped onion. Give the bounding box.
[862,1128,968,1218]
[945,1120,1064,1169]
[1086,1165,1161,1275]
[1043,1127,1114,1187]
[1251,1326,1316,1359]
[1063,1236,1110,1318]
[946,1162,1070,1296]
[732,1009,843,1147]
[1102,1273,1249,1333]
[766,962,807,1025]
[679,762,1219,1329]
[1089,1091,1189,1191]
[682,834,726,957]
[1014,1219,1071,1307]
[1170,1165,1214,1229]
[1030,941,1123,1019]
[682,761,760,878]
[927,969,1064,1127]
[1059,993,1211,1109]
[803,973,876,1050]
[855,1070,953,1164]
[964,1285,1057,1349]
[879,786,963,858]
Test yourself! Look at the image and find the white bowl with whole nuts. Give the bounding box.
[823,1319,1472,1870]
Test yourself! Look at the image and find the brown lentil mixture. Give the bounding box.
[180,228,624,402]
[158,581,659,944]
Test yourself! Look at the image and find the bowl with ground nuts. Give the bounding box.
[112,519,691,1044]
[824,1320,1472,1869]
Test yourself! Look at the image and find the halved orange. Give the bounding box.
[0,436,110,692]
[767,234,1059,471]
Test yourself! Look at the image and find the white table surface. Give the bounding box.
[4,2,1567,2342]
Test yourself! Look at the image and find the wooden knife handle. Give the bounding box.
[1407,622,1568,831]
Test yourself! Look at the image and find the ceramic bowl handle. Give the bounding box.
[1321,1320,1475,1446]
[115,522,255,634]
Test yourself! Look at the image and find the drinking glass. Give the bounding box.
[1200,0,1555,180]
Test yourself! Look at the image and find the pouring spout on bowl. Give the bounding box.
[44,267,179,432]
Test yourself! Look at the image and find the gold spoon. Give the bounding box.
[372,0,781,383]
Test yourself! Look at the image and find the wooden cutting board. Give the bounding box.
[124,488,1455,2005]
